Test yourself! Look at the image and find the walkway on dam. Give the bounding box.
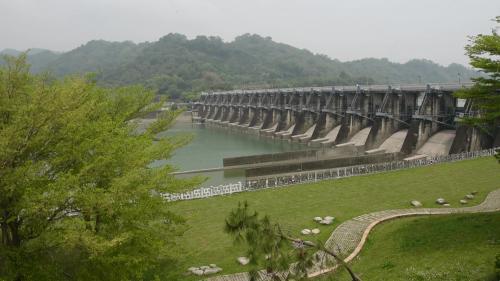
[203,188,500,281]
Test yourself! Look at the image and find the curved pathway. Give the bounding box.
[204,189,500,281]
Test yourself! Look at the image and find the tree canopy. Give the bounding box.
[1,34,479,100]
[455,16,500,160]
[0,54,197,280]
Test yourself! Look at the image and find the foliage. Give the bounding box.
[0,54,198,281]
[224,202,361,280]
[3,34,479,100]
[455,17,500,137]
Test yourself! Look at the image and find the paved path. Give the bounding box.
[204,189,500,281]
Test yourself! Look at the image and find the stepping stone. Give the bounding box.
[465,194,474,199]
[237,256,250,265]
[411,200,422,207]
[192,269,204,276]
[324,216,335,221]
[436,198,447,205]
[460,199,468,204]
[301,229,312,235]
[204,267,222,274]
[313,216,323,222]
[311,228,320,234]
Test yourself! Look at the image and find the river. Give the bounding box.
[155,117,307,187]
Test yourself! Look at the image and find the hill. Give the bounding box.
[2,34,479,99]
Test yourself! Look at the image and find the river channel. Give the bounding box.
[155,117,307,187]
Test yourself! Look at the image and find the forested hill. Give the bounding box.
[1,34,478,100]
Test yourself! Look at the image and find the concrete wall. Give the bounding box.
[245,152,404,177]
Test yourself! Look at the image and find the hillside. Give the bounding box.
[1,34,479,99]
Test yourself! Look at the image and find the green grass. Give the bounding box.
[321,212,500,281]
[172,157,500,279]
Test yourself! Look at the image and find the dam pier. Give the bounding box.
[193,83,497,161]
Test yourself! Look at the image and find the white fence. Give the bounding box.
[162,148,498,202]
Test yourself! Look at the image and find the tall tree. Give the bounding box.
[455,17,500,142]
[0,54,197,280]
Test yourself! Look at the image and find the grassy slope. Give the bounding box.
[172,157,500,278]
[323,213,500,281]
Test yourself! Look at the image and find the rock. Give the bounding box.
[237,256,250,265]
[313,216,323,222]
[200,265,210,270]
[460,199,468,204]
[324,216,335,221]
[471,191,478,195]
[188,267,198,272]
[436,198,447,205]
[204,268,221,274]
[311,228,320,234]
[411,200,422,207]
[192,269,204,276]
[465,194,474,199]
[319,220,333,225]
[301,229,312,235]
[209,264,217,268]
[443,203,451,207]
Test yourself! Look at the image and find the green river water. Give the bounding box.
[156,119,306,187]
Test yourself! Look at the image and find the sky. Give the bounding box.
[1,0,499,66]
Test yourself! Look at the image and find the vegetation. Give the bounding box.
[320,213,500,281]
[225,202,361,281]
[174,157,500,279]
[455,16,500,158]
[0,55,198,280]
[1,34,479,100]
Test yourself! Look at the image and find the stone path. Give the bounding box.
[204,189,500,281]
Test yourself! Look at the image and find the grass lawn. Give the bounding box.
[321,212,500,281]
[172,157,500,279]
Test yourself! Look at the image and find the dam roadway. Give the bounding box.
[192,82,498,160]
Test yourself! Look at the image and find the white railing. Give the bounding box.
[162,148,498,202]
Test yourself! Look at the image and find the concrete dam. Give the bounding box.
[191,83,496,176]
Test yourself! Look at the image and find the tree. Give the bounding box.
[0,54,198,280]
[225,202,362,281]
[455,16,500,160]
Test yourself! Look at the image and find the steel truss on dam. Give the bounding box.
[192,82,494,156]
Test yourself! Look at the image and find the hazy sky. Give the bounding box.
[1,0,499,66]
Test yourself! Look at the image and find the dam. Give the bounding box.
[190,83,498,176]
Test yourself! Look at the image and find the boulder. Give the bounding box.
[460,199,468,204]
[411,200,422,207]
[311,228,320,234]
[301,229,312,235]
[313,216,323,222]
[237,256,250,265]
[465,194,474,199]
[436,198,447,205]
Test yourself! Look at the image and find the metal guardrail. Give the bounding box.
[161,148,498,202]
